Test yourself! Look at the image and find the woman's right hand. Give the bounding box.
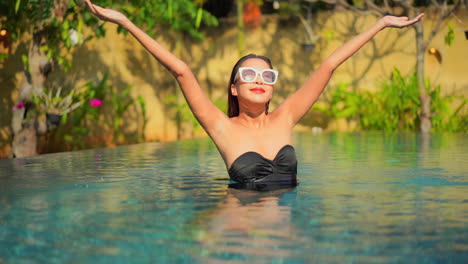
[84,0,128,25]
[381,13,424,29]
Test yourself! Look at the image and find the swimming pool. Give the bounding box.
[1,132,467,263]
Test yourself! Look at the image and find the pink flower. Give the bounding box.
[12,102,25,111]
[88,99,102,108]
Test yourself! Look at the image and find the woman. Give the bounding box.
[84,0,423,188]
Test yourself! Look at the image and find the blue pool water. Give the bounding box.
[1,132,467,263]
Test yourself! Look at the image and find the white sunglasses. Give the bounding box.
[235,67,279,85]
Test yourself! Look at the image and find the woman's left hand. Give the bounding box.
[382,13,424,28]
[84,0,128,25]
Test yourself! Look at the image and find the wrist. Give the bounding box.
[377,18,388,30]
[119,17,132,29]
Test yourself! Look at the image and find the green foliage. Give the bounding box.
[112,0,218,39]
[444,23,455,46]
[21,54,29,71]
[366,68,421,130]
[64,74,109,149]
[163,94,227,136]
[137,95,148,142]
[313,82,363,119]
[62,74,146,149]
[31,86,82,115]
[15,0,21,14]
[313,68,466,132]
[164,94,202,135]
[1,0,86,68]
[276,1,301,16]
[275,0,328,17]
[428,80,467,132]
[3,0,217,152]
[1,0,218,65]
[324,30,335,42]
[108,85,135,142]
[79,72,110,121]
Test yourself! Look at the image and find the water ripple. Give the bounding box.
[0,133,467,263]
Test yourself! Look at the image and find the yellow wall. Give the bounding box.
[1,10,467,157]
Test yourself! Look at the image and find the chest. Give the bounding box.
[219,123,293,167]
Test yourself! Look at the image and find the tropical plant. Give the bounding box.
[62,74,108,150]
[163,94,228,138]
[164,94,202,138]
[60,74,147,150]
[429,80,467,132]
[107,85,137,143]
[1,0,218,157]
[306,0,463,132]
[137,95,148,142]
[32,87,82,116]
[314,68,466,132]
[363,68,421,131]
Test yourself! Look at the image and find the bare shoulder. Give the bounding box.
[268,104,295,127]
[204,113,231,137]
[209,115,293,167]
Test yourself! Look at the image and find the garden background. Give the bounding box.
[0,1,467,158]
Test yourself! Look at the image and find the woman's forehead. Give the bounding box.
[240,58,271,68]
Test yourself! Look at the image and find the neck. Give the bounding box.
[236,107,268,128]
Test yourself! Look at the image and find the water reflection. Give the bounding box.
[0,132,466,263]
[194,187,307,263]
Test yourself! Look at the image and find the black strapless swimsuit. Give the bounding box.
[228,145,298,188]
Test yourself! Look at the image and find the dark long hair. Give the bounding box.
[227,54,274,117]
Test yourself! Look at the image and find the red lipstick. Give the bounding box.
[250,88,265,93]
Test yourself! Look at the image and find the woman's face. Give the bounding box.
[231,58,275,105]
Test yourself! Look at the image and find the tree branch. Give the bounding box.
[424,0,461,50]
[305,0,376,16]
[364,0,388,16]
[383,0,391,12]
[297,13,319,43]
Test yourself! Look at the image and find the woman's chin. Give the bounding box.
[249,93,271,102]
[247,98,270,106]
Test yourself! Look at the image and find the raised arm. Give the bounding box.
[278,14,424,126]
[84,0,227,134]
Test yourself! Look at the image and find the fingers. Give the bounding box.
[415,13,425,20]
[395,13,424,27]
[409,14,424,25]
[84,0,97,14]
[84,0,109,21]
[409,13,424,24]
